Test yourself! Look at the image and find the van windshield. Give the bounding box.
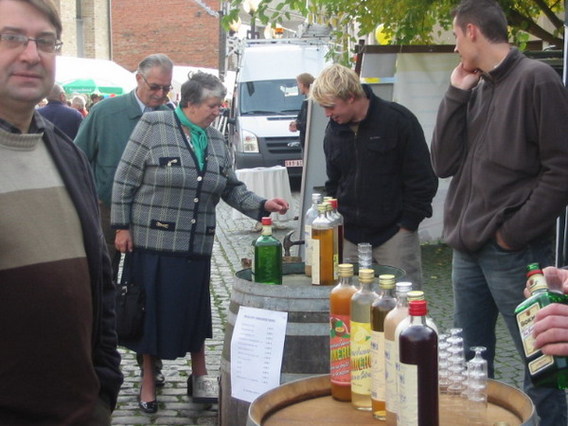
[239,79,304,115]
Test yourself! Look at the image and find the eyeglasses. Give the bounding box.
[140,74,172,93]
[0,33,62,54]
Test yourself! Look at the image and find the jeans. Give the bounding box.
[453,238,567,426]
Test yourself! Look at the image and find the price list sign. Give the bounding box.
[230,306,288,402]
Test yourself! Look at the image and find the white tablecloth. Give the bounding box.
[232,166,295,222]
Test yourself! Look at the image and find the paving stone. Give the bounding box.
[112,187,533,425]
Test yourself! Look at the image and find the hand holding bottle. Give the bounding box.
[533,303,568,356]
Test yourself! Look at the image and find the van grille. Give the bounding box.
[264,137,302,154]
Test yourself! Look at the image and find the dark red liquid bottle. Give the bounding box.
[398,300,439,426]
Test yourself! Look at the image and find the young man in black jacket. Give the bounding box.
[311,64,438,288]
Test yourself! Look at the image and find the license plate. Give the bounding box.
[284,159,303,167]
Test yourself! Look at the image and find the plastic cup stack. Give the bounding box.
[357,242,372,270]
[438,333,451,393]
[465,346,488,425]
[444,328,468,425]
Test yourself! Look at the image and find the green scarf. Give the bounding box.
[175,105,207,170]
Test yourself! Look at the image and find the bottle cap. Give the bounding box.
[526,262,542,275]
[261,217,272,225]
[338,263,354,277]
[407,290,425,302]
[395,281,413,293]
[312,193,322,203]
[317,202,328,213]
[409,300,428,316]
[330,199,338,209]
[378,274,395,289]
[359,268,374,282]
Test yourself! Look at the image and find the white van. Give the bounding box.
[228,39,329,178]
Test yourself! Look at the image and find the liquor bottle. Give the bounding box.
[350,268,378,410]
[398,300,439,426]
[330,263,358,401]
[515,263,568,388]
[329,198,344,264]
[395,291,439,339]
[311,202,334,286]
[304,193,322,276]
[252,217,282,284]
[325,201,339,280]
[384,281,413,426]
[371,274,397,420]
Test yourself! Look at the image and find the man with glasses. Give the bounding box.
[0,0,122,423]
[75,53,174,387]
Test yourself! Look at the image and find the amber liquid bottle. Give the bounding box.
[384,281,413,426]
[329,198,344,264]
[350,268,378,410]
[330,263,358,401]
[311,202,334,286]
[371,274,397,420]
[398,300,439,426]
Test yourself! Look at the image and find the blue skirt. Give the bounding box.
[120,251,213,360]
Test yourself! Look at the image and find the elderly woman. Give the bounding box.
[111,72,288,413]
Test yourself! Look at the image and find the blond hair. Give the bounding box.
[310,64,364,106]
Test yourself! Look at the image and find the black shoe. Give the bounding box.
[138,385,158,414]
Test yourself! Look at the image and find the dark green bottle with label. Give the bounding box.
[252,217,282,285]
[515,262,568,388]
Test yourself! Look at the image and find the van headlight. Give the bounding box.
[241,129,259,153]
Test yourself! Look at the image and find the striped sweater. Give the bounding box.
[111,110,267,257]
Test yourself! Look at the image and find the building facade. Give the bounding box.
[55,0,220,71]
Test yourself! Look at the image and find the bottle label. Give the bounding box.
[528,353,554,375]
[398,362,418,426]
[350,321,371,395]
[371,330,386,401]
[385,338,397,413]
[516,302,541,357]
[312,239,320,285]
[304,225,312,267]
[330,313,351,385]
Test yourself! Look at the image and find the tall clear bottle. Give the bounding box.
[384,281,413,426]
[252,217,282,284]
[371,274,397,420]
[304,193,322,276]
[398,300,439,426]
[311,202,334,286]
[330,263,358,401]
[515,262,568,388]
[350,268,378,410]
[329,198,344,264]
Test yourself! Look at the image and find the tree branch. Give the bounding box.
[531,0,564,29]
[507,8,563,46]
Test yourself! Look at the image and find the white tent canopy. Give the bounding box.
[56,56,136,95]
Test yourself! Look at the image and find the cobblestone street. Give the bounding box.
[111,189,528,425]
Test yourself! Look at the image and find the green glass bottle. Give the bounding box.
[252,217,282,285]
[515,262,568,388]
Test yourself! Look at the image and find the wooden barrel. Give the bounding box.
[219,262,404,426]
[247,374,537,426]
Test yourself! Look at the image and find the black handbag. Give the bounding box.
[115,252,145,340]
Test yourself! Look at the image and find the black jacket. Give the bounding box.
[324,85,438,246]
[37,113,123,409]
